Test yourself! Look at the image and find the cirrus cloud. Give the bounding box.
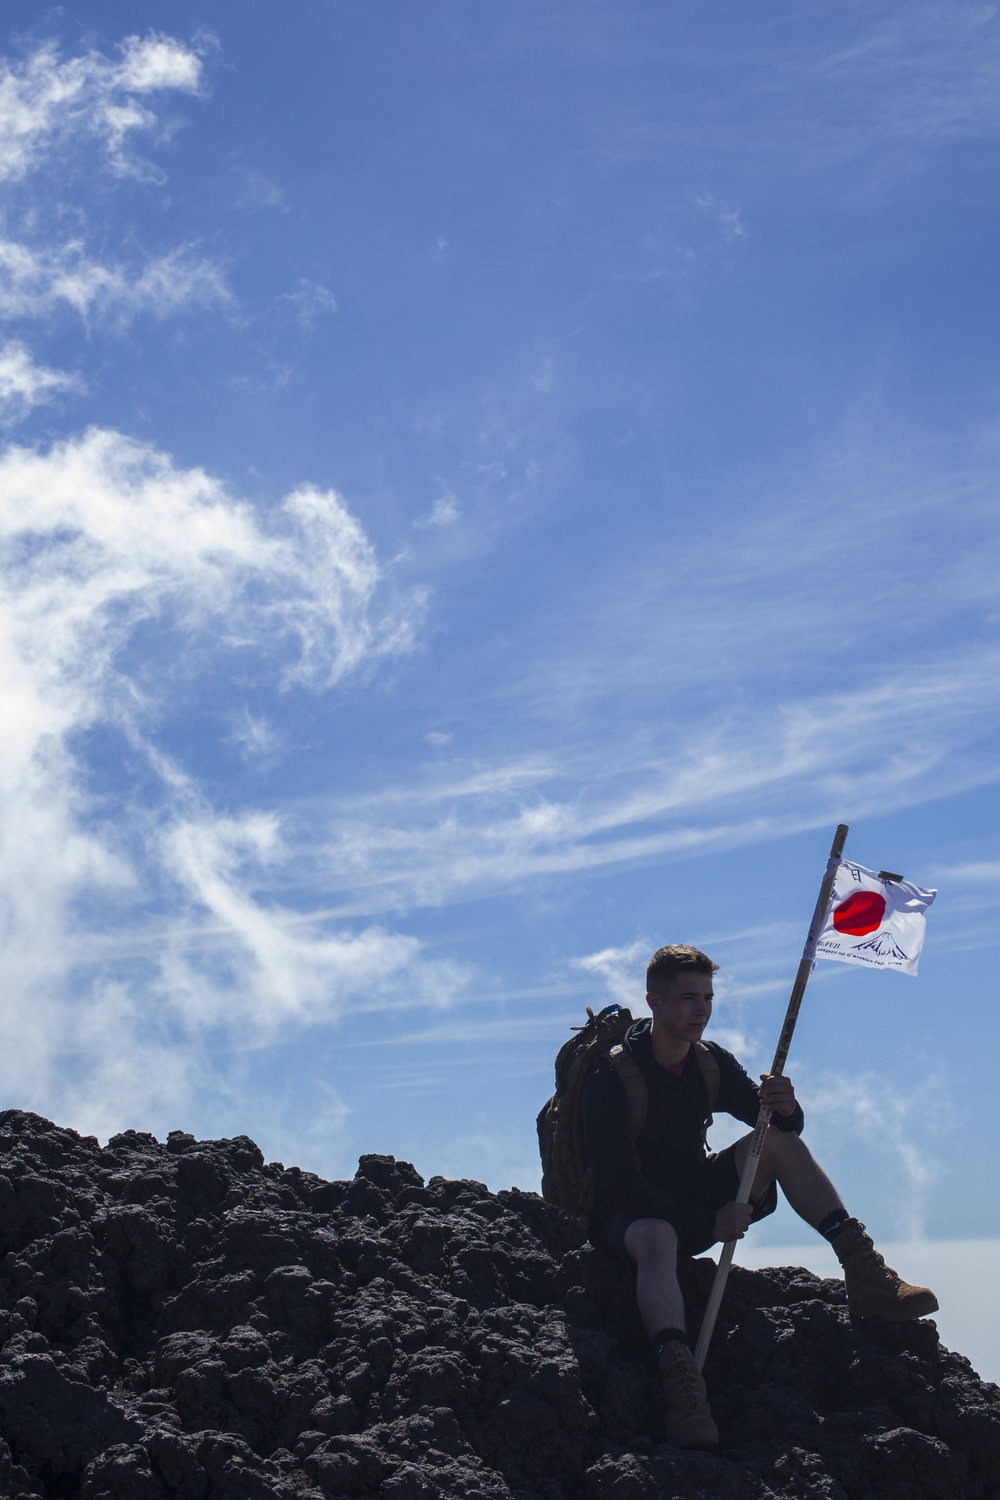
[0,32,205,185]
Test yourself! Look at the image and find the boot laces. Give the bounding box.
[854,1223,902,1287]
[666,1347,701,1412]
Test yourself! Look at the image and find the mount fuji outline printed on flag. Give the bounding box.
[816,860,937,977]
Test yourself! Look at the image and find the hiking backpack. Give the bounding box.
[536,1003,721,1217]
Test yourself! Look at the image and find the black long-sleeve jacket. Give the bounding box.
[581,1019,804,1253]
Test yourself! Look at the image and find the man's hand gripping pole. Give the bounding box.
[692,823,849,1374]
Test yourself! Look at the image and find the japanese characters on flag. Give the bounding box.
[815,860,937,977]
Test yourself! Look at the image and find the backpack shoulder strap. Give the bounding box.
[692,1040,721,1125]
[608,1045,648,1140]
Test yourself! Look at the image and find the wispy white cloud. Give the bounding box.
[597,2,1000,196]
[0,340,80,420]
[0,32,227,342]
[226,710,282,765]
[532,357,555,395]
[572,939,649,1009]
[347,1011,578,1050]
[0,426,425,697]
[692,192,746,242]
[933,860,1000,885]
[924,860,1000,933]
[0,32,205,185]
[279,278,338,332]
[157,800,440,1032]
[0,237,230,327]
[116,33,203,97]
[233,167,286,212]
[413,490,460,529]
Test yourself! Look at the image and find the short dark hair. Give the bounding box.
[646,944,718,996]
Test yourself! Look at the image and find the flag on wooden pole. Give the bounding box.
[695,832,939,1374]
[815,860,936,977]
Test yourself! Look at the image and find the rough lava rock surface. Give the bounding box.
[0,1111,996,1500]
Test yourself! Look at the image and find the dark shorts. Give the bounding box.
[603,1142,779,1266]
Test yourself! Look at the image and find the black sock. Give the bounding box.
[652,1327,688,1357]
[816,1207,850,1243]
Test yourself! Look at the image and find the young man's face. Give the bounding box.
[647,971,714,1049]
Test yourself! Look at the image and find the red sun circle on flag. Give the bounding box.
[832,891,887,937]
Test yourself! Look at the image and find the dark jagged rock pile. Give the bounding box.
[0,1111,996,1500]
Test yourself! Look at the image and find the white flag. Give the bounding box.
[815,860,936,977]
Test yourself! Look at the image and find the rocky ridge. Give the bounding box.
[0,1109,996,1499]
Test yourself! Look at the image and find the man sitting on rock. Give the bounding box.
[581,943,938,1451]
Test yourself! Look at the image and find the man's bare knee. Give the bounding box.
[758,1126,810,1171]
[624,1218,679,1268]
[766,1126,802,1155]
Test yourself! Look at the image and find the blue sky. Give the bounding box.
[1,1,998,1365]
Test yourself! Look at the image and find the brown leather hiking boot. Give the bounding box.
[831,1218,939,1321]
[657,1340,719,1449]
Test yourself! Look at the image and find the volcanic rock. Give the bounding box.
[0,1109,995,1498]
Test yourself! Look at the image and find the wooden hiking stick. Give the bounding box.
[692,822,849,1373]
